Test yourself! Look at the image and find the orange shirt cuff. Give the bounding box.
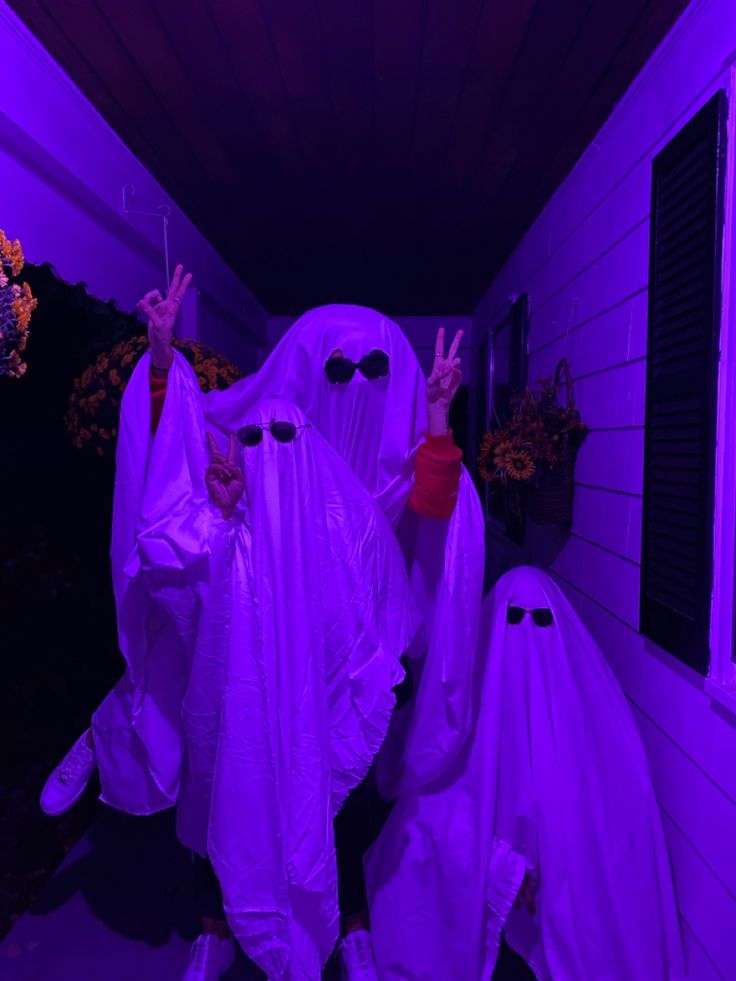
[408,430,463,520]
[149,371,168,433]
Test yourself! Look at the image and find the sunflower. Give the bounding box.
[505,450,535,481]
[492,440,516,469]
[478,432,498,478]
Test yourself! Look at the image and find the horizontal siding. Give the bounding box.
[574,429,644,495]
[572,485,643,562]
[473,0,736,972]
[475,0,736,329]
[528,291,650,379]
[662,813,736,979]
[552,536,641,628]
[634,708,736,899]
[557,578,736,978]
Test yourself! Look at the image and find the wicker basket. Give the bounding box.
[524,358,581,526]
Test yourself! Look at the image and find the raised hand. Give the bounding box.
[136,264,193,369]
[205,433,245,519]
[426,327,463,435]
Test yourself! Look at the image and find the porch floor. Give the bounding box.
[1,805,531,980]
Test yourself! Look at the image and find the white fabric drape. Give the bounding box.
[365,567,685,981]
[204,305,485,793]
[93,356,419,978]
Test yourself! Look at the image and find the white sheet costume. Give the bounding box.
[92,353,420,978]
[92,303,485,974]
[365,567,684,981]
[204,305,486,794]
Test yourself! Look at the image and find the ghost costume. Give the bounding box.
[204,305,486,795]
[365,567,684,981]
[136,305,484,796]
[92,354,420,978]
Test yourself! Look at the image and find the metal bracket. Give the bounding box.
[122,184,172,289]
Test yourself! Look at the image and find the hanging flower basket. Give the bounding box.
[65,335,243,458]
[478,358,589,528]
[0,230,38,378]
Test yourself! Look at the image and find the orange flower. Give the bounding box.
[492,440,516,469]
[0,230,25,276]
[505,451,535,481]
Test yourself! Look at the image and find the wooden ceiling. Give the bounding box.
[10,0,689,314]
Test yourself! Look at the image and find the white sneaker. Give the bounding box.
[39,728,97,816]
[339,929,379,981]
[182,934,236,981]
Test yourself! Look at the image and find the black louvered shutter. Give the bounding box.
[640,91,727,672]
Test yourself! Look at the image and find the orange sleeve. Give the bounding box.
[149,370,168,434]
[408,430,463,520]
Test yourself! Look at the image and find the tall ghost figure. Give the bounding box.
[204,305,486,794]
[89,304,483,974]
[365,567,685,981]
[101,304,484,806]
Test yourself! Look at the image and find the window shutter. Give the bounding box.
[640,90,727,673]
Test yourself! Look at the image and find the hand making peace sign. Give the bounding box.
[427,327,463,410]
[426,327,463,436]
[205,433,246,519]
[136,263,193,370]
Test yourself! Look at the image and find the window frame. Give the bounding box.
[477,294,529,521]
[709,69,736,709]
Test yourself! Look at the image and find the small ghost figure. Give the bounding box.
[366,566,684,981]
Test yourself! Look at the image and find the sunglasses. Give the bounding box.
[237,421,311,447]
[506,605,554,627]
[324,349,390,384]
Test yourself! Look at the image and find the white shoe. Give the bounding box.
[182,934,236,981]
[339,929,379,980]
[39,728,97,816]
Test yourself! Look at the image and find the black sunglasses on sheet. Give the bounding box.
[506,605,554,627]
[237,421,311,446]
[324,349,390,384]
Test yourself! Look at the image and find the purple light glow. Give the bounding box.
[2,0,736,977]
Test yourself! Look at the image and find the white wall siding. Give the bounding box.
[473,1,736,973]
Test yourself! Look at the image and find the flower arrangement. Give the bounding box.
[478,360,589,526]
[65,336,243,457]
[0,231,38,378]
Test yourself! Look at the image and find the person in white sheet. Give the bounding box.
[200,301,486,789]
[200,299,486,973]
[365,566,685,981]
[52,358,420,980]
[40,269,486,978]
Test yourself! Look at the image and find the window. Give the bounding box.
[487,294,528,433]
[639,90,727,674]
[476,294,529,515]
